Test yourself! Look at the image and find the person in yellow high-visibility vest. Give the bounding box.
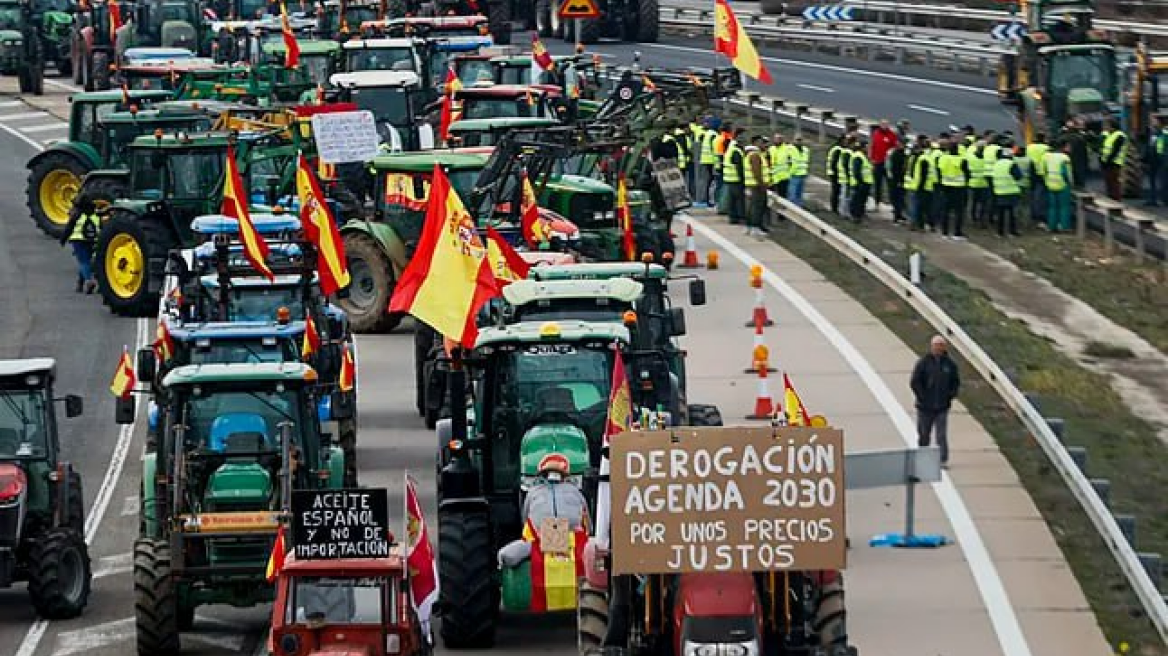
[991,145,1023,237]
[937,141,970,239]
[825,134,848,215]
[1098,118,1127,201]
[1043,141,1074,232]
[696,120,718,207]
[721,127,747,225]
[965,137,991,227]
[767,132,792,198]
[745,136,769,237]
[60,197,100,294]
[787,136,811,207]
[848,139,874,221]
[1025,133,1050,226]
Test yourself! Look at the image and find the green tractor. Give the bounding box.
[117,0,207,59]
[33,0,73,77]
[24,89,203,239]
[89,129,303,317]
[70,0,120,90]
[118,362,346,655]
[261,38,341,91]
[0,0,46,95]
[0,359,91,620]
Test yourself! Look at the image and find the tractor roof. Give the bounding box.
[162,362,317,387]
[431,36,493,52]
[454,85,555,98]
[71,89,174,104]
[127,130,264,148]
[341,37,417,50]
[502,278,643,306]
[529,262,669,281]
[369,148,491,171]
[491,54,575,66]
[101,106,216,125]
[447,116,557,132]
[475,320,629,348]
[0,358,56,380]
[199,273,307,288]
[281,552,406,575]
[388,15,487,28]
[168,320,305,340]
[191,213,301,235]
[329,70,420,89]
[119,57,221,73]
[122,46,198,62]
[264,39,340,56]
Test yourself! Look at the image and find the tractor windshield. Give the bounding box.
[461,97,546,120]
[169,149,226,199]
[1047,49,1116,98]
[346,47,416,73]
[456,59,493,85]
[349,86,409,126]
[238,0,268,18]
[511,299,633,323]
[299,54,334,85]
[288,576,386,625]
[184,386,306,453]
[0,7,22,29]
[188,338,299,365]
[226,285,305,322]
[0,390,48,459]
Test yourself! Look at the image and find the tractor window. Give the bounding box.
[350,87,409,125]
[346,48,416,73]
[239,0,268,18]
[185,388,300,452]
[130,149,165,195]
[511,299,632,324]
[0,8,21,29]
[496,66,528,86]
[290,577,386,625]
[456,60,493,85]
[227,285,305,322]
[461,98,545,120]
[0,391,48,459]
[1048,50,1115,98]
[188,338,298,365]
[299,54,334,86]
[169,150,225,199]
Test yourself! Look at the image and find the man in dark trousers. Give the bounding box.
[826,134,848,215]
[886,138,907,222]
[869,119,899,207]
[911,335,961,467]
[721,127,747,225]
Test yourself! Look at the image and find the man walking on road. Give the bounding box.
[911,335,961,467]
[870,119,899,207]
[60,198,100,294]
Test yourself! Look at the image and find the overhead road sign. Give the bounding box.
[802,5,855,21]
[558,0,600,19]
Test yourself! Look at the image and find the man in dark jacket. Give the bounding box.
[886,140,907,222]
[910,335,961,466]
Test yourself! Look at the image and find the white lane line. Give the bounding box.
[0,100,23,108]
[683,215,1033,656]
[52,618,135,656]
[92,552,133,580]
[648,43,998,96]
[0,111,50,122]
[797,83,836,93]
[0,120,51,151]
[187,632,247,652]
[16,316,150,656]
[908,103,951,116]
[45,79,82,93]
[22,123,68,133]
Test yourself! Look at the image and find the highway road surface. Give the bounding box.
[0,55,1101,656]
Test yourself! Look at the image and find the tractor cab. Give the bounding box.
[0,359,90,619]
[263,38,341,87]
[341,36,424,76]
[328,70,431,150]
[453,84,559,121]
[116,56,222,91]
[122,0,205,54]
[96,104,216,169]
[446,116,557,147]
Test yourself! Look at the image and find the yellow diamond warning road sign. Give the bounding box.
[558,0,600,19]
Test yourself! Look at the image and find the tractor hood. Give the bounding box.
[519,424,589,480]
[548,174,613,195]
[0,30,23,43]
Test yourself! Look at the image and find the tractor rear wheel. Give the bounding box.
[27,528,91,619]
[438,510,497,648]
[53,471,85,534]
[31,60,44,96]
[27,152,89,239]
[577,581,608,652]
[687,403,723,426]
[337,233,401,333]
[92,51,110,91]
[487,0,512,45]
[634,0,658,42]
[95,211,173,317]
[18,66,31,93]
[813,574,848,648]
[579,17,602,43]
[134,538,181,656]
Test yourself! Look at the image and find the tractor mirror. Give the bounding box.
[330,391,354,421]
[668,307,687,337]
[688,279,706,306]
[64,395,83,418]
[115,395,136,425]
[136,347,156,383]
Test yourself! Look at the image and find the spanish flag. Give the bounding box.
[485,226,530,287]
[280,3,300,69]
[109,0,123,37]
[339,344,355,392]
[153,320,175,363]
[265,524,287,583]
[388,164,500,349]
[714,0,772,84]
[522,517,588,612]
[109,347,136,399]
[301,314,321,358]
[783,372,811,426]
[642,75,658,92]
[222,144,274,281]
[296,153,350,295]
[616,173,636,261]
[519,170,544,247]
[531,31,554,72]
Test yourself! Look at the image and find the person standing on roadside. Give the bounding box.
[1099,118,1128,201]
[60,198,100,294]
[937,141,970,239]
[911,335,961,467]
[787,135,810,207]
[1026,133,1050,226]
[887,137,907,222]
[870,119,899,208]
[849,138,874,221]
[1060,119,1089,190]
[1148,117,1168,206]
[991,144,1023,237]
[745,136,769,237]
[696,118,718,207]
[826,134,847,215]
[767,132,791,199]
[1044,140,1074,232]
[721,127,747,225]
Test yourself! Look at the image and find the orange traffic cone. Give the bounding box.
[746,361,776,420]
[744,331,777,374]
[745,265,774,328]
[679,224,703,269]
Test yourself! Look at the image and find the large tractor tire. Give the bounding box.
[94,211,172,317]
[634,0,659,42]
[31,59,45,96]
[133,538,181,656]
[337,233,402,333]
[52,471,86,534]
[579,18,602,44]
[487,0,512,45]
[438,510,497,649]
[27,152,89,239]
[91,50,111,91]
[414,325,435,416]
[577,581,608,652]
[813,574,848,648]
[534,0,554,37]
[27,528,91,619]
[1123,142,1143,199]
[687,403,723,426]
[18,66,32,93]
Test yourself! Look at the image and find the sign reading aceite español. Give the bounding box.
[291,488,391,560]
[610,427,846,575]
[310,110,381,164]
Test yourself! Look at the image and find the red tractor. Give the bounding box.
[264,553,430,656]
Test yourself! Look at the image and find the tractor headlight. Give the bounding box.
[3,40,19,47]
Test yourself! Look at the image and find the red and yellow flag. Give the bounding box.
[714,0,772,84]
[642,75,657,92]
[438,67,462,143]
[339,345,355,392]
[604,349,632,449]
[222,144,274,281]
[296,153,350,295]
[387,164,500,349]
[153,321,175,363]
[109,0,123,35]
[616,173,636,261]
[265,524,287,583]
[109,347,136,399]
[301,314,321,358]
[280,3,300,68]
[783,372,811,426]
[523,517,587,612]
[405,474,439,629]
[485,226,530,287]
[519,170,545,247]
[531,31,554,72]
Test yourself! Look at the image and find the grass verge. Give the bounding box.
[768,214,1168,655]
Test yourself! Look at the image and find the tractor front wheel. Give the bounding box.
[94,211,173,317]
[438,510,497,649]
[337,233,401,333]
[134,538,181,656]
[634,0,659,42]
[27,152,89,239]
[27,528,91,619]
[577,581,608,653]
[814,574,848,648]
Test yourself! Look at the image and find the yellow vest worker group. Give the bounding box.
[767,143,790,185]
[1026,142,1049,178]
[991,158,1021,196]
[1043,151,1072,191]
[849,151,873,186]
[938,153,966,187]
[722,141,744,183]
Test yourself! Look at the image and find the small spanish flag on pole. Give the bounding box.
[714,0,772,84]
[109,347,136,398]
[301,314,321,358]
[280,2,300,69]
[265,524,287,582]
[222,143,274,281]
[339,345,355,392]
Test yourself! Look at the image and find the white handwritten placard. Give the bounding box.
[310,110,382,164]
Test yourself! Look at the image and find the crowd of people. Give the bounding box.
[656,113,1153,241]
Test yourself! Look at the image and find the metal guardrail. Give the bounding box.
[660,7,1010,75]
[766,191,1168,645]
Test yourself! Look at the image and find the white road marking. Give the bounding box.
[0,100,23,108]
[121,494,139,516]
[0,111,50,121]
[15,316,150,656]
[908,103,951,115]
[682,215,1033,656]
[52,618,135,656]
[45,79,83,93]
[92,552,133,580]
[22,122,68,133]
[648,43,998,96]
[797,83,835,93]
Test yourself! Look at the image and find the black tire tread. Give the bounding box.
[634,0,658,42]
[577,581,608,651]
[95,210,174,317]
[134,538,181,656]
[438,511,496,649]
[26,151,90,239]
[813,575,848,647]
[27,528,91,619]
[687,403,723,427]
[337,233,401,333]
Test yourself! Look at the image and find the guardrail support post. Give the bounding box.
[1104,209,1116,255]
[1074,192,1090,239]
[1067,445,1087,472]
[1136,218,1155,263]
[817,109,832,144]
[1045,417,1066,443]
[1138,552,1163,589]
[894,46,904,65]
[745,93,760,129]
[869,447,949,549]
[1090,478,1111,508]
[769,98,785,131]
[1115,514,1138,546]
